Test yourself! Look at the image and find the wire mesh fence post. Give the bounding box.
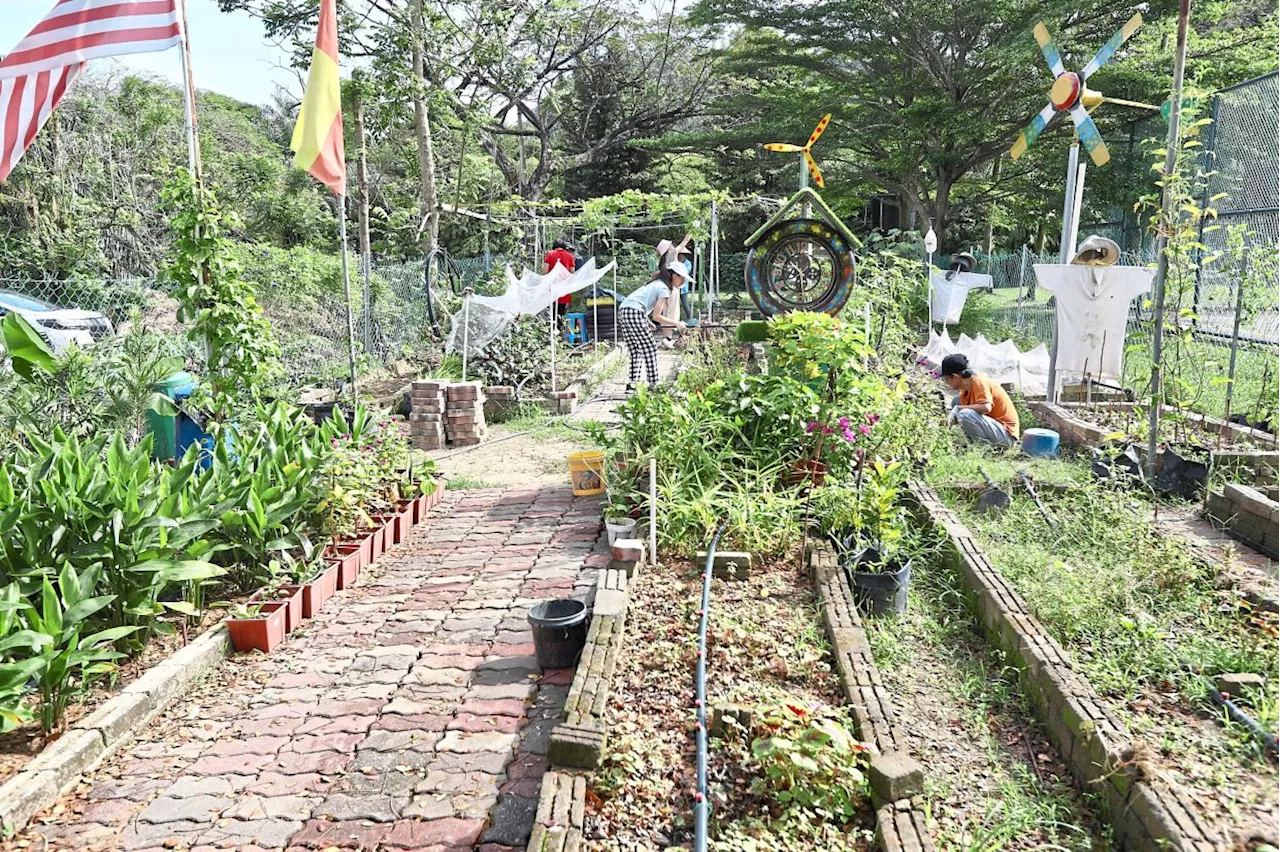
[1223,250,1248,424]
[461,289,472,382]
[1015,244,1029,328]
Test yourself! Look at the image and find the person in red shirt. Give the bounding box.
[542,237,576,321]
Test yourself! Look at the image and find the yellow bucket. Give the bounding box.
[566,450,606,496]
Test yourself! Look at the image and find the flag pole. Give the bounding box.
[176,0,202,181]
[337,194,359,401]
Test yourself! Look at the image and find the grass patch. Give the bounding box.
[444,473,502,490]
[496,404,596,444]
[924,442,1093,487]
[865,539,1107,850]
[944,484,1279,836]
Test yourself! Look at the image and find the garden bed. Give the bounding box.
[925,481,1278,847]
[1034,401,1274,455]
[853,533,1106,849]
[582,553,878,850]
[0,609,227,787]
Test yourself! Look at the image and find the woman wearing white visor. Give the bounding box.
[617,260,691,394]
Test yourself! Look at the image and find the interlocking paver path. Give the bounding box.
[11,487,606,852]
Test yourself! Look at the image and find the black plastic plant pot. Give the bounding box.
[1154,448,1209,500]
[844,547,912,617]
[527,598,588,670]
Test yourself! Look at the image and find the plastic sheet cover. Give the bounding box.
[447,258,616,357]
[920,328,1050,396]
[929,269,994,325]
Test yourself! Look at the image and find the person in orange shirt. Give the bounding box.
[940,353,1019,447]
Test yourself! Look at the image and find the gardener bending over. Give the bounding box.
[940,353,1019,447]
[618,262,689,394]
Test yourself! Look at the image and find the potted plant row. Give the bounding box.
[228,474,443,654]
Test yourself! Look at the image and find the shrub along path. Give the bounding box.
[4,487,608,852]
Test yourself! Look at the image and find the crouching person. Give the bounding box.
[940,354,1019,448]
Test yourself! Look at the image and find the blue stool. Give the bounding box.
[1022,428,1061,458]
[564,312,587,344]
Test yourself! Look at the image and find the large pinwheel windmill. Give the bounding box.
[1010,14,1146,167]
[765,113,831,191]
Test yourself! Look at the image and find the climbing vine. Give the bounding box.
[160,170,283,419]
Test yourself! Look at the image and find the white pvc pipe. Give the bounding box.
[649,457,657,566]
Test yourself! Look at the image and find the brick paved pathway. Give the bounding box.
[9,487,607,852]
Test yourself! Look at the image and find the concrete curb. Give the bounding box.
[0,624,232,835]
[807,540,934,852]
[907,480,1225,851]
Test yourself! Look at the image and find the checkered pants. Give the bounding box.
[619,307,658,385]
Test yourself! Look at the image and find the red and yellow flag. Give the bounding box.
[290,0,344,195]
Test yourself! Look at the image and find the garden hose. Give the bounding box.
[694,520,730,852]
[1181,660,1278,760]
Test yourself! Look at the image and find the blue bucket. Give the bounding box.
[1022,428,1061,458]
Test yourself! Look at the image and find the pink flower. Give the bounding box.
[859,424,871,435]
[806,421,819,434]
[838,416,850,428]
[842,428,856,442]
[867,413,880,425]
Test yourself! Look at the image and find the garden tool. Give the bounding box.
[975,466,1011,516]
[1016,470,1055,528]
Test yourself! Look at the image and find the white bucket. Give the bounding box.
[605,517,637,545]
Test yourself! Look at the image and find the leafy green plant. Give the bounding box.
[748,703,870,823]
[0,582,48,732]
[0,429,224,647]
[20,565,141,733]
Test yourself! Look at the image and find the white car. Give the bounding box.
[0,290,114,353]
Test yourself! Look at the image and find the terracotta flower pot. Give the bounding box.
[371,514,397,547]
[368,525,386,561]
[397,498,419,528]
[299,562,339,618]
[227,602,287,654]
[249,586,303,633]
[327,543,363,590]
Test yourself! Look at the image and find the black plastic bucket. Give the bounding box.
[844,548,912,616]
[527,598,588,669]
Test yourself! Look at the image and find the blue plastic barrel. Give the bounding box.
[1022,428,1061,458]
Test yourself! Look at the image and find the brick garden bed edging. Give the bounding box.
[0,485,455,837]
[807,539,934,852]
[907,481,1225,851]
[544,538,641,770]
[1031,401,1278,486]
[1204,483,1280,559]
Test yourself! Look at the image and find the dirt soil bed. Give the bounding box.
[864,548,1107,849]
[585,555,875,851]
[1062,404,1271,452]
[945,487,1279,846]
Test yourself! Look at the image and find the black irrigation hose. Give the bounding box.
[694,521,729,852]
[1184,662,1279,760]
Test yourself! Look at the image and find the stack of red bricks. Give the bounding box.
[408,380,447,450]
[445,381,488,446]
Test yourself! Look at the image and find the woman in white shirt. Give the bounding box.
[618,262,689,393]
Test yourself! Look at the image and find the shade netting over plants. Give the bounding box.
[446,259,616,358]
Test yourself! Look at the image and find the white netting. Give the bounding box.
[446,258,616,358]
[920,328,1050,395]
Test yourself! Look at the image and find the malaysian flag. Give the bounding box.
[0,1,183,181]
